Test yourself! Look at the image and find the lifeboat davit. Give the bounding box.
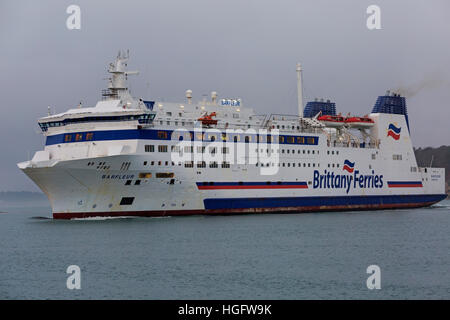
[198,112,218,126]
[317,114,346,128]
[344,116,374,128]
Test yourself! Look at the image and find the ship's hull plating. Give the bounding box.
[53,194,446,219]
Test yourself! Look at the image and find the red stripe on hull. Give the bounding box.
[388,184,422,188]
[53,201,439,219]
[197,185,308,190]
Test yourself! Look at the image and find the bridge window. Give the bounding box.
[145,145,154,152]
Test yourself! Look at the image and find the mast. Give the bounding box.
[102,50,139,103]
[296,63,304,117]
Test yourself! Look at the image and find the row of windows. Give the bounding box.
[145,144,319,155]
[40,114,154,132]
[157,130,318,145]
[393,154,403,160]
[64,132,94,142]
[256,162,319,168]
[141,160,321,169]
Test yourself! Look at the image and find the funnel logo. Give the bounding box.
[387,124,401,140]
[343,160,355,173]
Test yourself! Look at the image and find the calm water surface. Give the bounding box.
[0,200,449,299]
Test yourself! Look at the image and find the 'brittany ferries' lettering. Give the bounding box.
[313,170,383,194]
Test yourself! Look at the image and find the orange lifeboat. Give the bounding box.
[317,114,346,128]
[344,115,374,128]
[198,112,218,126]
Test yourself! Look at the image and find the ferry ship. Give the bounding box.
[18,52,446,219]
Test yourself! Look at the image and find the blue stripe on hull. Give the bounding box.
[203,194,447,210]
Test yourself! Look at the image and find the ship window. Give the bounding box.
[86,133,94,140]
[197,146,205,153]
[197,161,206,168]
[209,162,218,168]
[125,180,132,185]
[245,136,250,143]
[135,180,141,185]
[287,136,295,143]
[158,145,168,152]
[156,172,175,178]
[145,145,155,152]
[138,173,152,179]
[75,133,83,141]
[184,161,194,168]
[120,197,134,205]
[158,131,168,139]
[221,162,230,168]
[64,134,72,142]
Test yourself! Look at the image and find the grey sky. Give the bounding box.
[1,0,449,191]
